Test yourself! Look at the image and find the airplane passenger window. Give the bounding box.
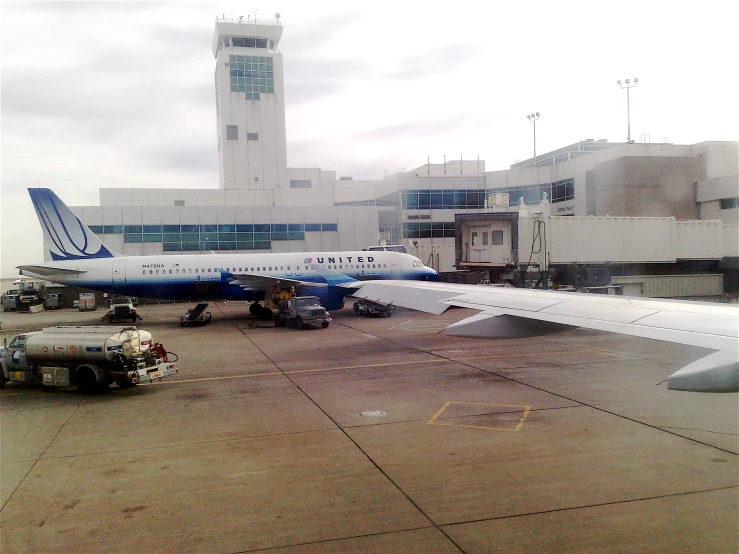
[269,267,273,271]
[176,269,179,274]
[149,270,153,274]
[169,270,173,274]
[280,266,284,271]
[195,269,198,273]
[287,266,290,270]
[142,271,146,275]
[156,270,159,274]
[189,269,192,273]
[208,269,211,273]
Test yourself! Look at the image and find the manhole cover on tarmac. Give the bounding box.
[361,411,387,417]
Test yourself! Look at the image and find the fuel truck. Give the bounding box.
[0,326,178,394]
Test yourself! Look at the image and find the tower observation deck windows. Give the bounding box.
[229,55,274,100]
[231,37,269,49]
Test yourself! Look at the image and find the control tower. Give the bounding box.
[213,15,287,190]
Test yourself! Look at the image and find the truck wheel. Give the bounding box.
[116,379,135,389]
[76,368,97,395]
[131,314,137,323]
[76,368,108,395]
[108,315,114,323]
[0,370,6,388]
[296,317,304,330]
[41,385,54,392]
[322,321,330,329]
[353,304,360,314]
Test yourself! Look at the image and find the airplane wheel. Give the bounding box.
[249,302,260,316]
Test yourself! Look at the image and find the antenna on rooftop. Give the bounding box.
[238,15,243,23]
[275,12,281,24]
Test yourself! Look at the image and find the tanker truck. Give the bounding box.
[0,326,178,394]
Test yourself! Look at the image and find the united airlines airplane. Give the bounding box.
[17,188,440,315]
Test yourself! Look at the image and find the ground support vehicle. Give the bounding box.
[0,326,178,394]
[180,303,212,327]
[44,293,61,310]
[1,289,21,311]
[104,297,140,323]
[353,298,395,317]
[274,296,331,329]
[16,280,47,312]
[78,292,97,311]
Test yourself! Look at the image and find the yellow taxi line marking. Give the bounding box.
[427,401,531,432]
[150,349,600,385]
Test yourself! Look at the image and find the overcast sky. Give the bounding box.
[1,1,737,277]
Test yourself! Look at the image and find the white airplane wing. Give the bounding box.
[17,265,87,277]
[229,273,327,292]
[351,280,739,393]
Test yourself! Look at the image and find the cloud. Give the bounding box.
[389,44,477,79]
[283,57,372,106]
[354,114,480,141]
[280,12,362,52]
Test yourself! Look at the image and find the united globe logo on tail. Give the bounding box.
[29,188,116,261]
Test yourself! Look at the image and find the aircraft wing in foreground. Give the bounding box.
[350,280,739,393]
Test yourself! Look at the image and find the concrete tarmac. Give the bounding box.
[1,302,737,552]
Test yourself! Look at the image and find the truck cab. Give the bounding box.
[105,297,140,323]
[0,333,35,385]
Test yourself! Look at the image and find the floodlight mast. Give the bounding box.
[617,78,639,143]
[527,112,540,163]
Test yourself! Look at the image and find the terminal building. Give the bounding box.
[70,17,739,275]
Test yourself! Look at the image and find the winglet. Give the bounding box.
[28,188,118,260]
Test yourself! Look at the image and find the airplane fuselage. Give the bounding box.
[21,250,439,310]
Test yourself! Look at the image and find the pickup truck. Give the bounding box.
[104,297,141,323]
[274,297,331,330]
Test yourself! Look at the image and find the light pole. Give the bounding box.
[526,112,540,164]
[616,78,639,143]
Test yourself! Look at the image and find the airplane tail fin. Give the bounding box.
[28,188,118,261]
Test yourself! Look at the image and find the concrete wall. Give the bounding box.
[589,156,701,219]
